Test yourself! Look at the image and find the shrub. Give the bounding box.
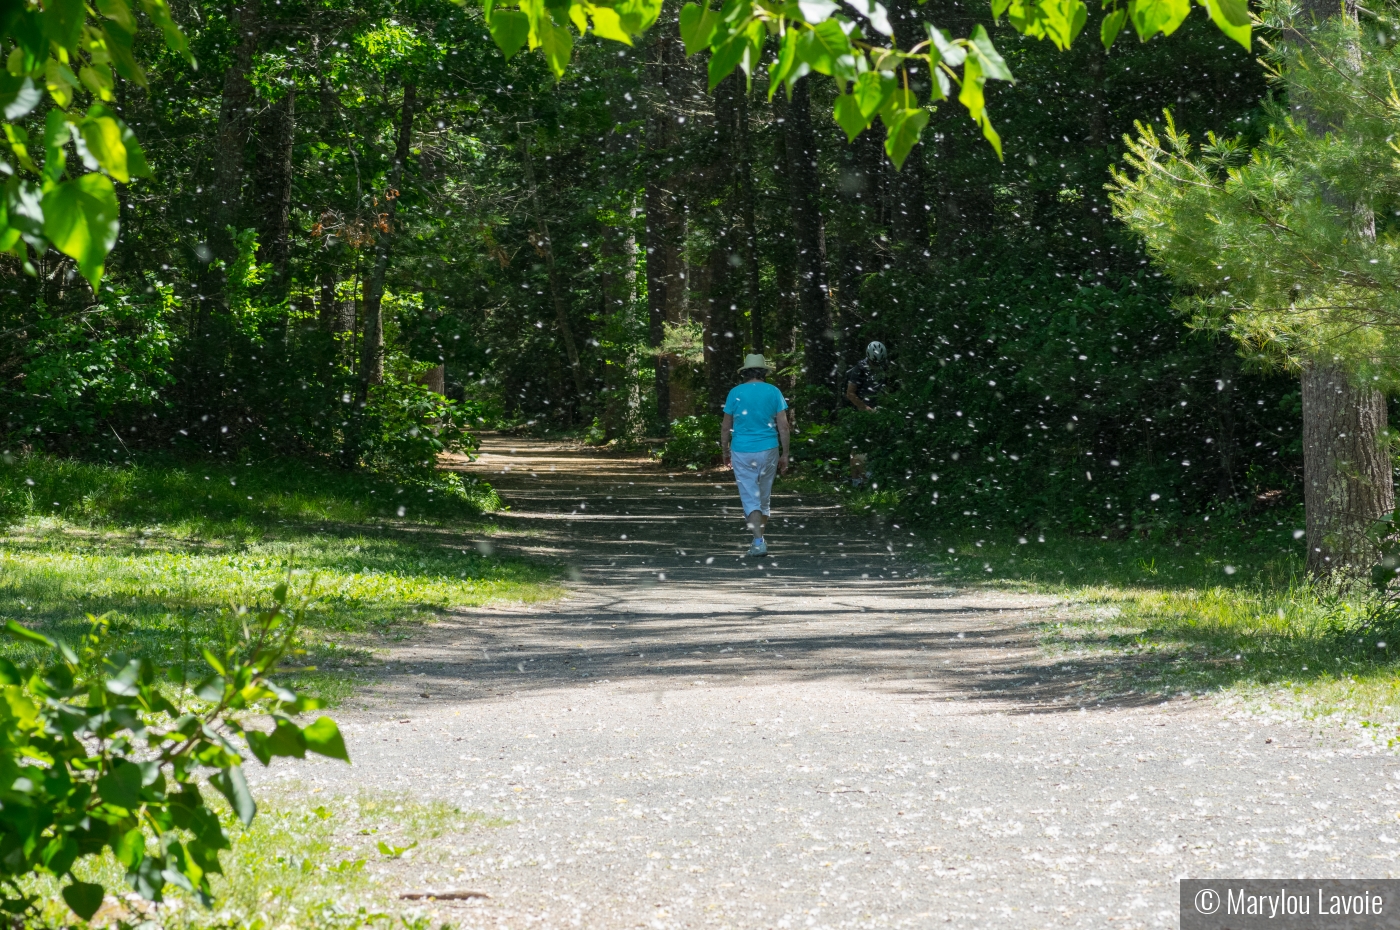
[0,584,346,922]
[659,414,722,469]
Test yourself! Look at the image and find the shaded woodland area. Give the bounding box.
[0,0,1302,535]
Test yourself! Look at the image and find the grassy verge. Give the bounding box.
[921,518,1400,737]
[23,790,509,929]
[0,455,560,704]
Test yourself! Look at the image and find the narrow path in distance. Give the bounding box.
[277,436,1398,930]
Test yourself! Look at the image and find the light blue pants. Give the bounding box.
[732,447,779,516]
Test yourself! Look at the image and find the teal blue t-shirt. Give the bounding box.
[723,381,788,453]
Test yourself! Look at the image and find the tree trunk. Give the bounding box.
[779,77,837,408]
[358,83,416,398]
[644,31,680,429]
[207,0,260,270]
[519,134,586,405]
[1290,0,1394,581]
[736,89,763,354]
[1302,365,1392,579]
[254,86,296,299]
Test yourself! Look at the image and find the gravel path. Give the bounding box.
[270,437,1400,929]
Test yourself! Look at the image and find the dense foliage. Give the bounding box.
[0,585,346,922]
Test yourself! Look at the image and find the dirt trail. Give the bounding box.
[273,437,1399,929]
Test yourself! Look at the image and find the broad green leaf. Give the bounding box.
[1043,0,1087,49]
[959,55,1003,159]
[42,172,120,289]
[834,93,870,141]
[488,10,530,58]
[992,0,1013,18]
[101,22,147,85]
[679,2,719,54]
[93,0,136,32]
[44,59,79,110]
[266,718,308,758]
[969,25,1012,81]
[79,113,131,182]
[766,28,808,98]
[798,20,860,82]
[302,716,350,761]
[43,0,84,51]
[95,760,143,810]
[1199,0,1249,48]
[568,1,588,34]
[853,70,894,118]
[0,75,41,122]
[61,882,104,921]
[539,17,573,78]
[883,107,929,169]
[211,765,256,825]
[5,620,53,648]
[41,836,78,876]
[1128,0,1191,41]
[79,64,115,102]
[926,24,966,67]
[43,109,69,184]
[737,19,766,82]
[708,31,749,88]
[1101,6,1128,47]
[5,178,45,249]
[589,6,632,43]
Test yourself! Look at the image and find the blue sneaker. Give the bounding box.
[747,539,768,558]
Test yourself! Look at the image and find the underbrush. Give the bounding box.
[0,456,555,704]
[22,791,510,930]
[925,526,1400,733]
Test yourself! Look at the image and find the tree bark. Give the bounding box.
[358,83,416,397]
[736,89,763,354]
[207,0,260,270]
[779,77,837,408]
[644,31,681,428]
[1302,365,1392,578]
[254,86,296,298]
[519,133,586,404]
[1290,0,1394,581]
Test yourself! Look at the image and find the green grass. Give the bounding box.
[922,519,1400,736]
[23,791,510,929]
[0,455,560,704]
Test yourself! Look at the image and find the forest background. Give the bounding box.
[0,0,1304,545]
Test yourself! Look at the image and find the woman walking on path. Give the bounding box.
[719,354,791,558]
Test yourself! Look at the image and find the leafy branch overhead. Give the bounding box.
[0,0,188,289]
[481,0,1252,167]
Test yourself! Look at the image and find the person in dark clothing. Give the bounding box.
[844,343,888,411]
[844,341,888,483]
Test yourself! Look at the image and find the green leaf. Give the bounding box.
[958,54,1003,159]
[377,840,417,859]
[211,766,256,826]
[766,28,808,99]
[115,827,145,868]
[853,69,894,117]
[5,619,53,648]
[798,19,860,82]
[834,94,868,141]
[302,716,349,762]
[93,0,136,32]
[679,2,719,55]
[1199,0,1249,49]
[925,24,966,67]
[61,882,105,921]
[992,0,1013,18]
[96,760,143,810]
[43,0,84,51]
[539,17,573,79]
[588,6,632,43]
[42,172,120,289]
[969,25,1012,81]
[136,0,189,59]
[79,63,116,102]
[883,107,929,169]
[1128,0,1191,41]
[1101,6,1128,47]
[488,10,530,58]
[0,75,41,122]
[44,59,79,110]
[708,31,750,89]
[100,23,147,85]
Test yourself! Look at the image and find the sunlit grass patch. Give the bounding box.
[0,455,559,704]
[22,791,510,930]
[925,526,1400,733]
